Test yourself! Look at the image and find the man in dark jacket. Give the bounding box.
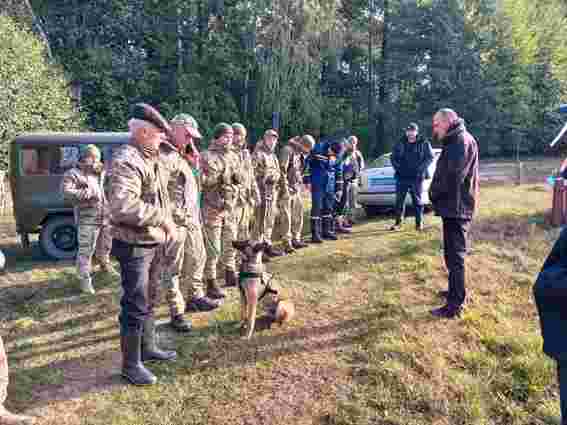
[390,123,434,231]
[429,109,479,319]
[533,227,567,425]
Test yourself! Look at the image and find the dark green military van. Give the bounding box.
[10,132,129,260]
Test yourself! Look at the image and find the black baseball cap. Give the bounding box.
[406,122,419,132]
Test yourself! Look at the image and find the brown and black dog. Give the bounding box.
[232,240,295,339]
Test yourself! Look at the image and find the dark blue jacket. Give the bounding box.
[305,141,343,193]
[534,227,567,361]
[391,136,434,180]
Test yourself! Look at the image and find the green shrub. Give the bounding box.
[0,14,82,170]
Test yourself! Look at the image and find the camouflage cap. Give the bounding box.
[213,122,233,139]
[80,144,101,161]
[171,113,203,139]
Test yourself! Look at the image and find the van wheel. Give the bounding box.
[40,216,77,260]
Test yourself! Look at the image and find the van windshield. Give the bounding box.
[20,144,115,176]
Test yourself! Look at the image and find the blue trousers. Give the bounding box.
[311,189,335,220]
[112,239,159,336]
[395,178,424,224]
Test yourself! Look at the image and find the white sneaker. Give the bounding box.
[79,277,95,295]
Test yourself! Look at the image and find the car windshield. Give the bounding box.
[369,155,391,169]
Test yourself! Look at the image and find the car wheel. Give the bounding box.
[40,216,77,260]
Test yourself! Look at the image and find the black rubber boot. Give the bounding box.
[141,319,177,362]
[311,218,323,244]
[121,334,157,386]
[322,217,338,240]
[292,239,309,249]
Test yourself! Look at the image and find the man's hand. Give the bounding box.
[162,219,177,242]
[335,190,343,202]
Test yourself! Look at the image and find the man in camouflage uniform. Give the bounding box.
[61,144,114,295]
[0,336,35,424]
[110,104,177,386]
[201,123,241,295]
[153,114,219,328]
[278,135,315,253]
[252,129,284,257]
[231,123,260,242]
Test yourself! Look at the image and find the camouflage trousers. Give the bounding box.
[279,192,304,242]
[235,202,253,241]
[182,224,207,299]
[77,223,112,280]
[203,208,237,280]
[147,227,187,318]
[0,335,7,407]
[252,191,279,244]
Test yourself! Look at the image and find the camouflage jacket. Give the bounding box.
[61,164,107,225]
[252,141,281,199]
[234,147,261,206]
[160,144,201,228]
[200,143,239,213]
[278,144,305,198]
[109,143,170,245]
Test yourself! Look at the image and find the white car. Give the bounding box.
[357,149,442,216]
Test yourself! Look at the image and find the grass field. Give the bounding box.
[0,182,563,425]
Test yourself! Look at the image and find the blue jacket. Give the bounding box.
[391,136,434,180]
[305,141,343,193]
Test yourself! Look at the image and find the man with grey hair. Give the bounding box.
[429,108,479,319]
[110,104,177,386]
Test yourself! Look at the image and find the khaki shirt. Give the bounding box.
[252,143,281,199]
[201,143,239,213]
[61,165,107,225]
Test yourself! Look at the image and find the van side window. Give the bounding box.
[21,146,81,176]
[22,148,51,175]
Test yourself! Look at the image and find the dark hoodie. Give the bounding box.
[429,119,479,220]
[391,135,434,180]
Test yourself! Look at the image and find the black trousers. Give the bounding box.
[112,239,159,336]
[442,218,471,308]
[560,361,567,425]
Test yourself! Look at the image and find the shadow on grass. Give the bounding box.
[6,313,371,413]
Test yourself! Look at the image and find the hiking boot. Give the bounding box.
[335,219,352,234]
[206,279,226,299]
[186,296,220,312]
[79,276,95,295]
[121,334,157,386]
[282,241,296,254]
[292,239,309,249]
[322,217,338,240]
[266,245,284,257]
[141,319,177,362]
[169,315,192,333]
[224,269,238,287]
[310,218,323,244]
[431,304,462,319]
[0,407,36,425]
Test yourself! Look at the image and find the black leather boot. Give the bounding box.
[206,278,226,299]
[141,319,177,362]
[311,218,323,244]
[121,334,157,385]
